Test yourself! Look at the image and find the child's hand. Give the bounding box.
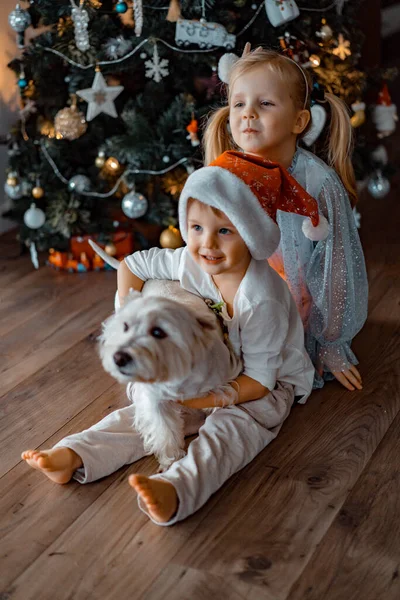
[332,365,363,391]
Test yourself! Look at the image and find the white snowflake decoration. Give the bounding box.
[104,35,133,60]
[332,34,351,60]
[145,43,169,83]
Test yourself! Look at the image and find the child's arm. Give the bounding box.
[117,260,144,306]
[179,374,269,409]
[307,172,368,391]
[116,247,185,307]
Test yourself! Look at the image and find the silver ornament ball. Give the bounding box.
[4,182,23,199]
[121,191,148,219]
[68,174,91,194]
[367,171,390,199]
[24,203,46,229]
[8,4,31,32]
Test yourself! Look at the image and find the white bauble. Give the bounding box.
[367,171,390,199]
[24,203,46,229]
[4,182,23,199]
[68,174,91,194]
[218,52,239,84]
[121,191,148,218]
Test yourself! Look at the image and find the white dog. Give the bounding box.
[92,243,242,471]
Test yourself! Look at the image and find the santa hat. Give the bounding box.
[179,151,329,260]
[377,83,392,106]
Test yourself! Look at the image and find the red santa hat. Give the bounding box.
[377,83,392,106]
[179,151,329,260]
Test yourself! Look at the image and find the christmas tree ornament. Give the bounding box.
[218,52,239,84]
[309,55,321,68]
[24,203,46,229]
[353,207,361,230]
[332,34,351,60]
[104,156,122,174]
[265,0,299,28]
[302,104,327,147]
[18,67,28,90]
[145,43,169,83]
[70,0,90,52]
[175,19,236,50]
[166,0,181,22]
[160,225,184,249]
[68,174,92,193]
[121,189,148,219]
[115,0,128,14]
[336,0,348,15]
[350,101,366,128]
[316,20,333,43]
[9,2,32,48]
[6,171,18,187]
[186,117,200,147]
[278,32,310,67]
[32,179,45,199]
[105,242,117,256]
[76,67,124,121]
[54,94,88,140]
[371,145,388,166]
[367,170,390,199]
[95,149,106,168]
[4,182,24,200]
[162,155,170,163]
[133,0,143,36]
[372,83,398,139]
[104,35,132,60]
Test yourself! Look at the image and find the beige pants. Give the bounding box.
[55,382,295,526]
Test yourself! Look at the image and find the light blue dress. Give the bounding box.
[268,147,368,388]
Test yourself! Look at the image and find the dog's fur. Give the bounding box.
[100,279,242,471]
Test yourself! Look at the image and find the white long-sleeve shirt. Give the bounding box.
[124,246,315,403]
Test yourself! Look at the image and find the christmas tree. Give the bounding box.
[3,0,396,269]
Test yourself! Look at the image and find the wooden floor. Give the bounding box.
[0,181,399,600]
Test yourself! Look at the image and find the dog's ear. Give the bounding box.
[196,316,216,331]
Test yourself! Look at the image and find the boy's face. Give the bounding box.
[186,199,251,277]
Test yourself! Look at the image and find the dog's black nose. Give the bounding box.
[113,351,132,367]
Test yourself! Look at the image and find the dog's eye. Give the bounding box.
[123,322,129,332]
[150,327,167,339]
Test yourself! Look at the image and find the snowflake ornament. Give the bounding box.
[145,43,169,83]
[104,35,133,60]
[332,34,351,60]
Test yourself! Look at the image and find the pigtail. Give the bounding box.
[202,106,233,165]
[324,92,358,207]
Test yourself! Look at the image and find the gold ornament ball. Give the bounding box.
[309,54,321,67]
[7,175,18,186]
[54,105,88,141]
[105,242,117,256]
[95,154,106,168]
[104,156,121,174]
[160,225,184,249]
[32,186,45,199]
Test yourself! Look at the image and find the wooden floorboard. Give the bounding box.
[0,179,399,598]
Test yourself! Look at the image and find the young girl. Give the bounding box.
[22,151,319,526]
[203,47,368,392]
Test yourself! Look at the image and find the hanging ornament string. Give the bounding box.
[40,140,198,198]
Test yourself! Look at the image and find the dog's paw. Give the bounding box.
[158,449,186,472]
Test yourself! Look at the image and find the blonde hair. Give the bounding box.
[203,49,357,206]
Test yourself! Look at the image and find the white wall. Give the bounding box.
[0,0,22,233]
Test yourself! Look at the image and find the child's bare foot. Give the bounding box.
[21,447,83,484]
[129,474,178,523]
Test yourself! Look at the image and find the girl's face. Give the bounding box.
[186,199,251,278]
[229,64,309,162]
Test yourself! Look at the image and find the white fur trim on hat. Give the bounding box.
[302,214,329,241]
[179,166,281,260]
